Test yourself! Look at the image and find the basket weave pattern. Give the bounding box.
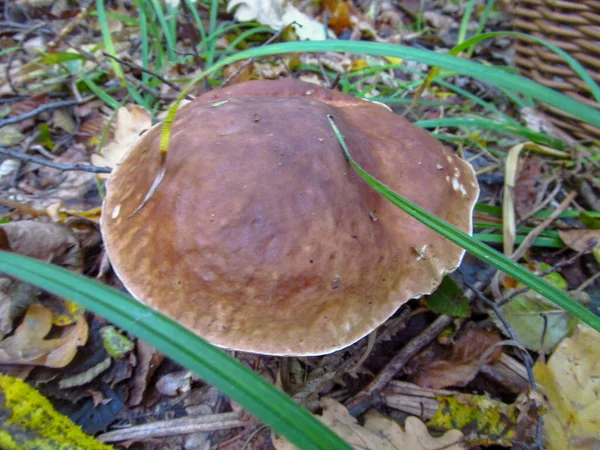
[512,0,600,140]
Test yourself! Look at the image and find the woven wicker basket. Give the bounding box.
[512,0,600,141]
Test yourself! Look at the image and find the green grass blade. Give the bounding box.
[178,41,600,127]
[415,117,569,149]
[449,31,600,103]
[206,0,220,68]
[80,73,120,109]
[458,0,477,46]
[95,0,125,83]
[150,0,177,61]
[0,251,352,450]
[327,116,600,332]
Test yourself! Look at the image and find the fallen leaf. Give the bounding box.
[272,398,464,450]
[129,340,165,407]
[0,220,80,265]
[533,325,600,450]
[100,325,134,359]
[156,370,195,396]
[52,108,77,133]
[413,328,502,389]
[226,0,335,41]
[91,104,152,176]
[425,276,470,317]
[0,277,39,338]
[514,156,547,218]
[559,229,600,263]
[0,304,89,368]
[494,262,587,352]
[0,125,26,146]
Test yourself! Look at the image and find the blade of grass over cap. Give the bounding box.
[0,251,352,450]
[193,41,600,127]
[327,115,600,333]
[159,40,600,155]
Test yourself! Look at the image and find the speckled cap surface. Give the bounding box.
[100,78,479,356]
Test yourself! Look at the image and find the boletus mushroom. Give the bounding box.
[100,78,479,356]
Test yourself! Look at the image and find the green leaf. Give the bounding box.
[426,277,471,317]
[579,212,600,230]
[0,251,352,450]
[40,52,86,65]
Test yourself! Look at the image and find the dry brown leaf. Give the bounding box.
[272,398,464,450]
[413,328,503,390]
[0,304,89,367]
[129,340,165,407]
[0,220,80,264]
[91,104,152,176]
[514,156,547,218]
[533,325,600,450]
[558,229,600,253]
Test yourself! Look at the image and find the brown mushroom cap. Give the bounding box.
[100,78,479,356]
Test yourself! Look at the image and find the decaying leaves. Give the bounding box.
[0,304,89,368]
[0,220,80,265]
[533,325,600,450]
[0,220,82,337]
[559,229,600,263]
[91,104,152,177]
[272,398,465,450]
[413,328,503,390]
[226,0,335,41]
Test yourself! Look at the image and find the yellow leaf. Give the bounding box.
[533,325,600,450]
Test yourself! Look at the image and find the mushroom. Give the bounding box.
[100,78,479,356]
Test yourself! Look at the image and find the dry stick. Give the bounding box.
[102,52,194,99]
[497,239,599,307]
[0,146,111,174]
[344,314,454,416]
[0,98,90,129]
[463,280,545,450]
[491,190,577,300]
[96,412,245,442]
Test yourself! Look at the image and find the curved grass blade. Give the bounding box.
[415,117,569,150]
[164,41,600,131]
[327,115,600,332]
[0,251,352,450]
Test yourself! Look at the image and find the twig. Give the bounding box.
[97,412,245,442]
[463,280,544,450]
[497,239,598,307]
[344,314,454,416]
[0,98,89,129]
[0,146,111,174]
[102,52,193,99]
[491,190,577,300]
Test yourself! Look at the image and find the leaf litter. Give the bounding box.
[1,0,600,448]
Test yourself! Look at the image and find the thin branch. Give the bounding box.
[102,52,193,99]
[462,279,545,450]
[0,147,111,174]
[497,239,598,307]
[0,98,90,129]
